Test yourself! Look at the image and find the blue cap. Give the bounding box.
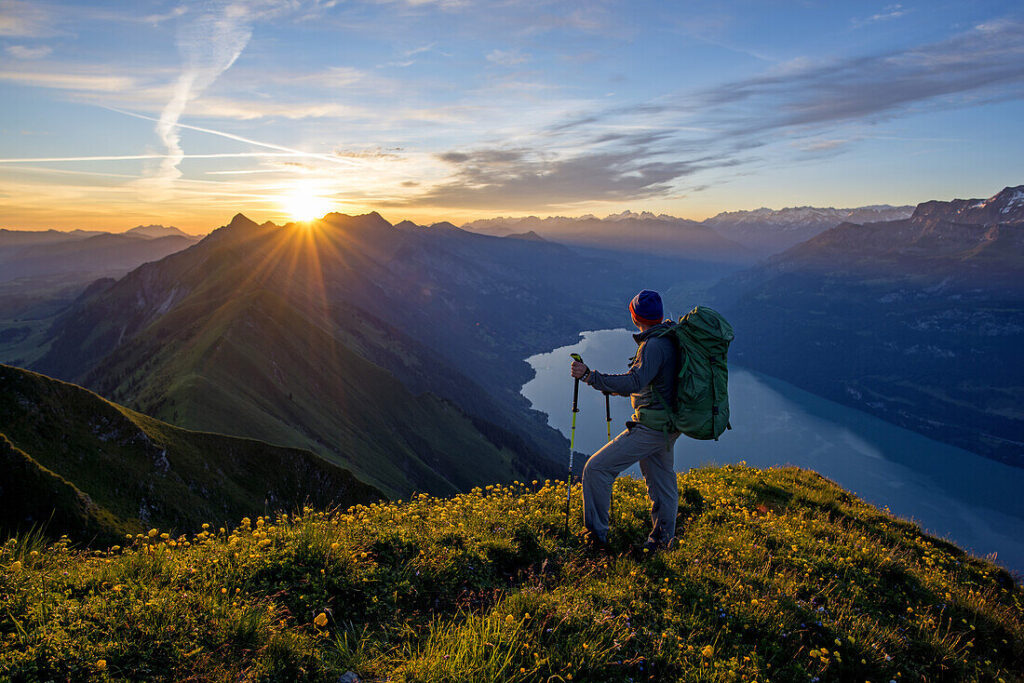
[629,290,663,324]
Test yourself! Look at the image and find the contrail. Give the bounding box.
[105,106,360,167]
[148,1,255,196]
[0,153,305,163]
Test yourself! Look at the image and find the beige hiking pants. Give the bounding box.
[581,424,680,544]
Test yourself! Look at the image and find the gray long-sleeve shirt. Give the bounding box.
[584,321,679,421]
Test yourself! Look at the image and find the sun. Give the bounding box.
[280,185,335,222]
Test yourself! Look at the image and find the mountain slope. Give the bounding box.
[0,364,381,544]
[2,464,1021,681]
[31,215,559,497]
[717,186,1024,464]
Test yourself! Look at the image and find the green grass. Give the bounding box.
[0,364,381,544]
[2,464,1021,682]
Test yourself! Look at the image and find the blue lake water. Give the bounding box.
[523,328,1024,574]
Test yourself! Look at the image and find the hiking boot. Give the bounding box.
[581,531,610,554]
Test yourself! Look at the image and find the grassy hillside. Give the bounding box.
[2,464,1020,681]
[80,287,552,498]
[0,365,381,544]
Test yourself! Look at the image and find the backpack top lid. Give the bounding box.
[677,305,734,357]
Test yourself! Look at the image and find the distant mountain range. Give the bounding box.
[0,364,380,544]
[462,213,754,262]
[719,186,1024,464]
[0,226,199,283]
[462,205,915,260]
[704,205,915,256]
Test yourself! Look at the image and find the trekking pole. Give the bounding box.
[567,353,584,534]
[605,391,614,529]
[604,392,612,442]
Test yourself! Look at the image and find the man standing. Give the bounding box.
[570,289,680,552]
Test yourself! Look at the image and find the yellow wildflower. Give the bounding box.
[505,614,515,625]
[96,659,107,670]
[314,612,328,628]
[702,645,714,658]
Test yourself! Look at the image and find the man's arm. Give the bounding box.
[582,339,670,395]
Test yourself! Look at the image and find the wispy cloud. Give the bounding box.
[0,68,138,91]
[143,6,188,25]
[289,65,366,88]
[696,19,1024,135]
[852,4,909,28]
[5,44,51,59]
[486,48,529,66]
[188,96,370,120]
[0,0,53,37]
[796,139,850,152]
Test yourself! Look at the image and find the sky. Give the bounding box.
[1,0,1022,233]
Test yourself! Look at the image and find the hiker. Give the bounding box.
[570,289,681,552]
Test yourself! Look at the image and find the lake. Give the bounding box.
[523,328,1024,574]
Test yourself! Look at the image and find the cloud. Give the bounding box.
[0,0,52,37]
[797,139,850,152]
[546,20,1024,146]
[188,96,369,120]
[696,19,1024,135]
[404,42,436,57]
[852,4,909,28]
[5,44,52,59]
[143,6,188,25]
[400,19,1024,211]
[0,68,137,91]
[400,145,732,210]
[486,48,529,66]
[290,65,365,88]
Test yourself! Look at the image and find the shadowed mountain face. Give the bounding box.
[718,186,1024,465]
[0,364,381,544]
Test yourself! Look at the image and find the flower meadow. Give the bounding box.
[2,465,1022,682]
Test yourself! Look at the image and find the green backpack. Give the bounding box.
[642,305,734,441]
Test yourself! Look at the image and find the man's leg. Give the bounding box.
[637,428,680,546]
[582,426,665,542]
